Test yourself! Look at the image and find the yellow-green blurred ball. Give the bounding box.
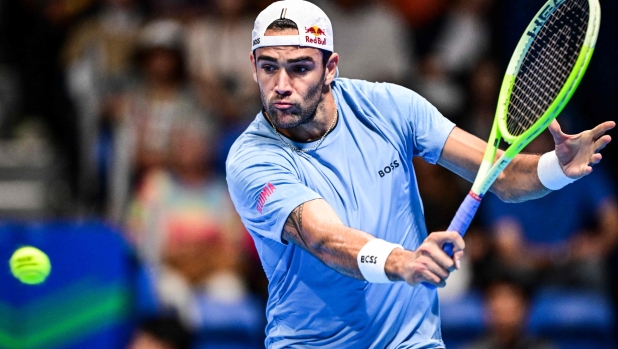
[9,246,51,285]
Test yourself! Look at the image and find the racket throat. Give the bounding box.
[473,155,515,195]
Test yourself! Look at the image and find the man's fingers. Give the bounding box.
[594,135,612,153]
[417,243,456,272]
[590,153,602,165]
[424,231,465,270]
[408,231,467,287]
[437,231,465,253]
[453,251,464,270]
[425,258,451,279]
[418,259,449,287]
[590,121,616,140]
[548,119,567,144]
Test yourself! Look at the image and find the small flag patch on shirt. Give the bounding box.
[257,182,277,213]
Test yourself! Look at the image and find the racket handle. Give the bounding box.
[423,193,483,290]
[442,192,483,257]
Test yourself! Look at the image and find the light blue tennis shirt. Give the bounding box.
[226,78,455,348]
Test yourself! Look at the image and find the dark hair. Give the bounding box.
[259,18,333,67]
[135,46,187,82]
[482,272,533,303]
[137,316,192,349]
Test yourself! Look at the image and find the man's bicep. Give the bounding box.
[281,202,309,249]
[437,127,496,183]
[281,198,344,251]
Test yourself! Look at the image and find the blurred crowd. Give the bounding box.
[0,0,617,348]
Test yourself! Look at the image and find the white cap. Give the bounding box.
[252,0,334,52]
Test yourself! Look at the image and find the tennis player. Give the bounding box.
[226,1,614,348]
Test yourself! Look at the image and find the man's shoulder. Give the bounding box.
[334,77,424,105]
[334,77,391,93]
[226,118,292,175]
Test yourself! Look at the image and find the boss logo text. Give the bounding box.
[379,160,400,178]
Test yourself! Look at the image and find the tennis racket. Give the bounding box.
[442,0,601,257]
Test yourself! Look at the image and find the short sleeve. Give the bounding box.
[354,80,455,164]
[406,90,455,163]
[226,143,322,243]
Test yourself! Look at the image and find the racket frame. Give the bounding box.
[439,0,601,260]
[471,0,601,198]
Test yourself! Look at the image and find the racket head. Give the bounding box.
[470,0,600,197]
[495,0,601,154]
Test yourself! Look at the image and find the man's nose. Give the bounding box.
[274,69,292,96]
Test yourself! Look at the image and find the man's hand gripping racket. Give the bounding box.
[441,0,603,262]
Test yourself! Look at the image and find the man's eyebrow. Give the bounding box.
[256,55,278,63]
[287,56,315,64]
[256,55,316,64]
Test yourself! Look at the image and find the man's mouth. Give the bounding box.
[273,102,294,110]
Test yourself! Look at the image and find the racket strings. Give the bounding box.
[508,1,587,135]
[506,0,589,137]
[509,26,574,131]
[508,1,586,134]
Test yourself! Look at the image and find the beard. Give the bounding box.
[261,72,326,129]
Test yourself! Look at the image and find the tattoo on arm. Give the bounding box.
[280,200,366,280]
[282,204,309,249]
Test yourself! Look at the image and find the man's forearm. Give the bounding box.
[281,199,464,286]
[491,153,552,203]
[281,200,373,280]
[437,127,552,203]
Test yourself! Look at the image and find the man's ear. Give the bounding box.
[250,51,258,83]
[324,53,339,85]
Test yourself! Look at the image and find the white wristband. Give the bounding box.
[537,150,575,190]
[357,239,403,283]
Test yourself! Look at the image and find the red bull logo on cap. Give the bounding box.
[304,25,327,45]
[305,26,326,37]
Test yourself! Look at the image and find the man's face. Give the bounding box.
[251,31,330,129]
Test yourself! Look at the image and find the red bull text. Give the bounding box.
[304,26,327,45]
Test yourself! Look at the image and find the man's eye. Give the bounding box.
[294,66,308,73]
[262,65,276,72]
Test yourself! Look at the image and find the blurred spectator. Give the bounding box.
[2,0,96,202]
[186,0,258,119]
[478,131,618,295]
[128,316,192,349]
[0,66,20,135]
[431,0,493,76]
[145,0,208,21]
[62,0,144,208]
[416,0,494,121]
[63,0,143,93]
[313,0,415,85]
[388,0,449,30]
[185,0,260,173]
[464,276,556,349]
[460,58,501,140]
[125,117,249,327]
[108,19,212,221]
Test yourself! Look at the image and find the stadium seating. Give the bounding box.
[527,287,616,349]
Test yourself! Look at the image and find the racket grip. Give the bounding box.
[443,193,483,257]
[423,193,483,290]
